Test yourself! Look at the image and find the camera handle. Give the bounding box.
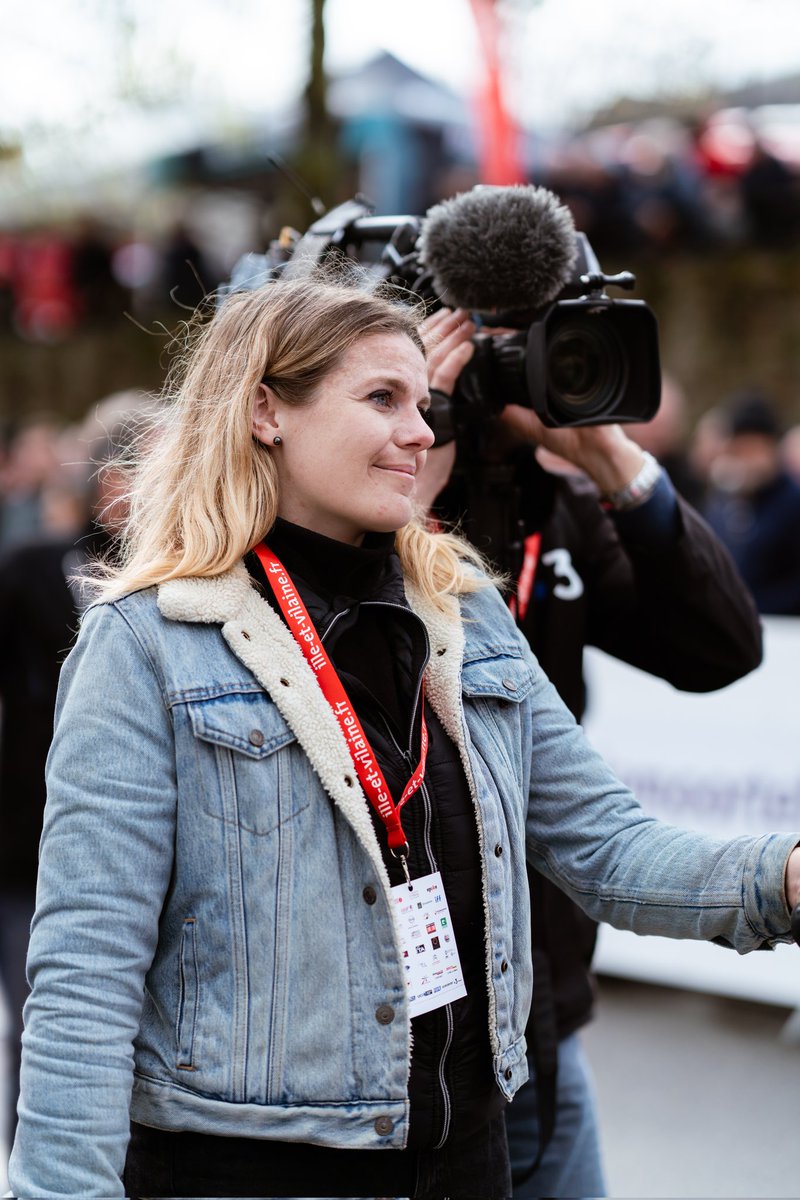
[579,269,637,296]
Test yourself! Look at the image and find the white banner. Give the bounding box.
[582,616,800,1007]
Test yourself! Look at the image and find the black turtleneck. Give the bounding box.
[252,517,399,600]
[246,518,423,740]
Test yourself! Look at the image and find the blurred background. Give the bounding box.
[1,1,799,1195]
[1,0,799,425]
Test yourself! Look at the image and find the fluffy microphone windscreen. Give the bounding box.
[419,184,578,314]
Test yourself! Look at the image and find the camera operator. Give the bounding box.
[420,306,763,1200]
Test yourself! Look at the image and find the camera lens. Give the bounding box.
[546,316,628,420]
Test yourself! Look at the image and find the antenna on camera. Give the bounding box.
[266,153,327,217]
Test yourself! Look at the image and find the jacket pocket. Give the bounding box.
[461,650,534,783]
[184,689,313,836]
[461,649,534,703]
[176,917,199,1070]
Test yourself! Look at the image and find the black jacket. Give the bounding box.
[437,448,762,1039]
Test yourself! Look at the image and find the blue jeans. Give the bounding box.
[0,890,35,1150]
[506,1032,606,1199]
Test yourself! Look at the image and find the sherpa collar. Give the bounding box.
[157,563,468,875]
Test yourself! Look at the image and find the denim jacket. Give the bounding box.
[9,564,796,1197]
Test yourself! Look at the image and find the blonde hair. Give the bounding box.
[93,277,497,609]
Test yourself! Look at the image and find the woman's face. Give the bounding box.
[255,332,434,545]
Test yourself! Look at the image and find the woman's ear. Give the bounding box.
[252,383,281,445]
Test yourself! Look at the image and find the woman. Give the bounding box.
[9,278,799,1199]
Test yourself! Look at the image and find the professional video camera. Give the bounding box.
[221,185,661,441]
[221,186,661,576]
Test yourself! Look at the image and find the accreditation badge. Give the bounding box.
[391,870,467,1018]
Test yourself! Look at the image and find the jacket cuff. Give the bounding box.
[743,832,799,945]
[611,470,680,548]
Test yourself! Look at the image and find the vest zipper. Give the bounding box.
[359,599,431,727]
[382,715,454,1149]
[323,601,453,1147]
[433,1004,455,1149]
[323,600,434,865]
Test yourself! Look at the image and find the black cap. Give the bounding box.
[724,391,781,438]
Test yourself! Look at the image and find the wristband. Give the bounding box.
[601,450,662,511]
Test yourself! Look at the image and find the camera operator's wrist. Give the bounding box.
[600,451,663,511]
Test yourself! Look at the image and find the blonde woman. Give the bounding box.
[10,279,799,1199]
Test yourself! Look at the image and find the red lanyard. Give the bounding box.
[254,543,428,864]
[508,531,542,623]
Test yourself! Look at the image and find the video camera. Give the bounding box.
[221,188,661,444]
[222,187,663,577]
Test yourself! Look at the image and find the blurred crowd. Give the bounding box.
[540,108,800,256]
[0,220,213,343]
[628,382,800,616]
[0,391,155,555]
[2,376,800,608]
[0,106,799,345]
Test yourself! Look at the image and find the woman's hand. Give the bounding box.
[785,845,800,915]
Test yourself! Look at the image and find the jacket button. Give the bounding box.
[248,729,265,747]
[375,1004,395,1025]
[501,959,509,973]
[374,1115,394,1136]
[494,843,503,857]
[363,886,377,905]
[504,1067,513,1081]
[502,678,517,692]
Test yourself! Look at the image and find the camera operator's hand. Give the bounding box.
[500,405,648,497]
[416,308,476,510]
[422,307,476,393]
[417,309,647,507]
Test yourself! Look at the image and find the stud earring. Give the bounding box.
[272,435,283,446]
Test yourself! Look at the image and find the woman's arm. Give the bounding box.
[518,641,795,952]
[9,600,177,1199]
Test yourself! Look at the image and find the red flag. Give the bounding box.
[468,0,526,185]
